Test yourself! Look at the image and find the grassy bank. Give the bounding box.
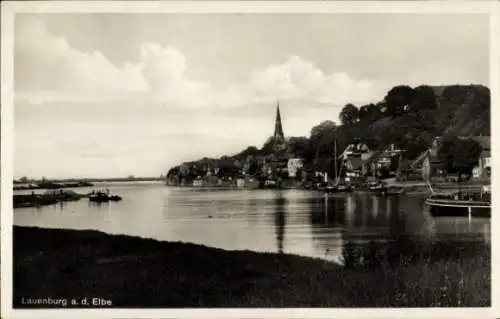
[13,226,490,308]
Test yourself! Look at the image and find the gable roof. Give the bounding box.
[480,150,491,158]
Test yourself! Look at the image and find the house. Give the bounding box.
[411,137,446,181]
[193,178,204,187]
[338,142,373,161]
[236,178,245,188]
[343,156,370,178]
[339,142,375,178]
[375,144,404,167]
[237,177,260,189]
[368,144,405,177]
[421,152,446,181]
[471,136,491,179]
[287,158,304,177]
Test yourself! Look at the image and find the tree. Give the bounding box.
[452,138,482,174]
[438,136,482,174]
[234,146,260,160]
[261,137,277,155]
[310,120,337,145]
[310,120,339,162]
[287,136,314,160]
[339,104,360,125]
[384,85,415,116]
[359,103,382,124]
[408,85,438,113]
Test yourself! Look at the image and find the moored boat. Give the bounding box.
[88,189,122,202]
[354,180,387,195]
[321,185,336,193]
[335,183,353,193]
[424,187,490,218]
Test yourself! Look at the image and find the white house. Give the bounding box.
[287,158,304,177]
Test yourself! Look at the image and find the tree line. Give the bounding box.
[167,84,490,181]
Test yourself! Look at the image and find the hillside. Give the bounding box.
[167,84,490,182]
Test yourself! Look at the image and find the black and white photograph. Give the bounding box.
[1,1,498,318]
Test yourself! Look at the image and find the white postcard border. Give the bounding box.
[1,1,499,318]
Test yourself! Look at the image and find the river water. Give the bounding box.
[14,181,490,264]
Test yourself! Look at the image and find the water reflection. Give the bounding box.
[14,184,490,264]
[274,192,286,254]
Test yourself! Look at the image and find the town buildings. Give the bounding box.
[166,99,491,187]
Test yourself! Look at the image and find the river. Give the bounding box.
[13,181,490,264]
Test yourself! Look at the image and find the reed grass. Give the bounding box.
[13,226,490,308]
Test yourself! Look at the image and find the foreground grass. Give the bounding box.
[13,226,490,308]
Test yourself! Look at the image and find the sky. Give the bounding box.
[13,13,490,179]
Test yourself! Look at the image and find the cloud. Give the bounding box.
[248,56,383,105]
[140,44,186,90]
[15,17,382,108]
[15,17,148,97]
[138,44,214,108]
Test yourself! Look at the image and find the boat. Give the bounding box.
[424,184,490,218]
[321,140,353,193]
[323,185,338,193]
[88,189,122,202]
[353,180,387,195]
[335,182,353,193]
[368,181,388,194]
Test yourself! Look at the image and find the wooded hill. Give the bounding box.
[167,84,490,179]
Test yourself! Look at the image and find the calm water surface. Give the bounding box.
[14,182,490,263]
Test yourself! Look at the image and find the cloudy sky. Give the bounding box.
[14,13,489,179]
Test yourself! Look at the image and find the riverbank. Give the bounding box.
[167,180,489,196]
[14,226,490,308]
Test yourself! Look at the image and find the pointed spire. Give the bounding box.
[273,100,284,141]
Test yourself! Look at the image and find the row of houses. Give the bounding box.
[340,136,491,182]
[410,136,491,181]
[339,142,405,180]
[170,135,490,187]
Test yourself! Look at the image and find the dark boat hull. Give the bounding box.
[359,187,387,195]
[89,195,122,202]
[322,185,352,193]
[425,199,490,218]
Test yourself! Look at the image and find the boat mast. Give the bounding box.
[334,140,338,181]
[338,161,344,185]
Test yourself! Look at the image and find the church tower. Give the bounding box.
[273,101,285,142]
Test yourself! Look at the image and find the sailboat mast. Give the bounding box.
[334,140,337,180]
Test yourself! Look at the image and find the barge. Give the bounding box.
[424,185,491,218]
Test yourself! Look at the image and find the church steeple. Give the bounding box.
[273,100,285,141]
